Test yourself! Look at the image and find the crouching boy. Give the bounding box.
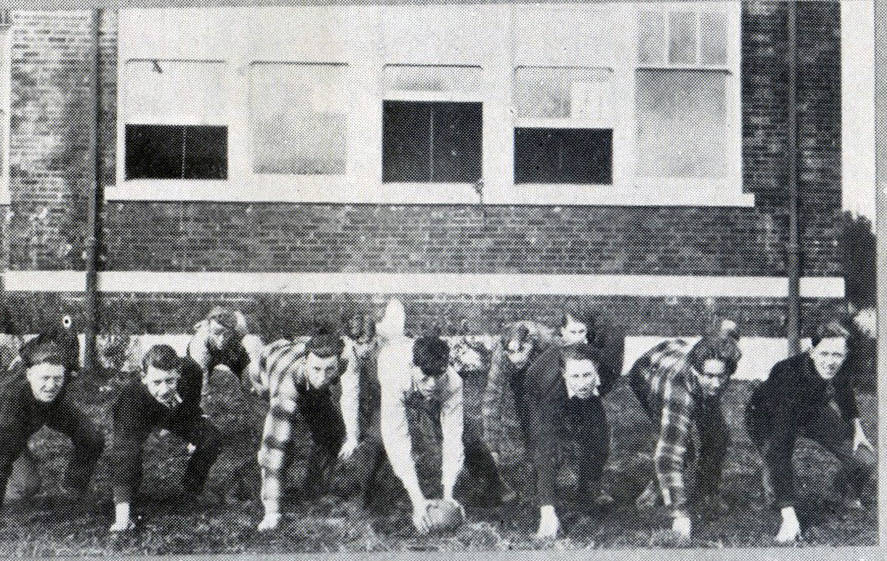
[109,344,222,532]
[745,320,876,543]
[256,331,361,532]
[0,339,104,509]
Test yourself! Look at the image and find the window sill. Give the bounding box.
[105,179,755,207]
[104,179,483,204]
[490,184,755,207]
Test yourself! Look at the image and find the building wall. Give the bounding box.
[0,3,846,337]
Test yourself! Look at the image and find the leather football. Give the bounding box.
[424,499,464,532]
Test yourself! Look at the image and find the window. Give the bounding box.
[514,128,612,184]
[635,7,732,179]
[512,66,614,184]
[125,125,227,179]
[382,101,482,183]
[121,59,228,181]
[248,62,347,175]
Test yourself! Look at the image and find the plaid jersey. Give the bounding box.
[256,340,359,508]
[627,338,701,510]
[481,321,555,454]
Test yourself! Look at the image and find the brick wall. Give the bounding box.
[0,3,847,334]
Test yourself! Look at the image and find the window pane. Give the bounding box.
[383,65,482,93]
[382,101,432,182]
[431,102,482,182]
[514,128,612,184]
[700,12,728,65]
[513,67,613,119]
[635,70,727,178]
[125,125,184,179]
[382,101,482,183]
[123,60,226,124]
[638,11,665,64]
[668,12,697,64]
[183,126,227,179]
[249,63,347,175]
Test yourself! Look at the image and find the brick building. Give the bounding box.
[0,3,862,378]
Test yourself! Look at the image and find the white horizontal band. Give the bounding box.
[2,270,844,298]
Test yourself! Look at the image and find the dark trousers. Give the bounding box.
[693,402,730,497]
[746,403,876,508]
[0,399,104,507]
[112,414,222,504]
[536,396,610,507]
[296,388,346,493]
[510,369,534,452]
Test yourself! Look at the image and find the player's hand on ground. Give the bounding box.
[108,519,135,533]
[775,507,801,543]
[411,499,433,535]
[257,512,282,532]
[671,511,692,539]
[337,438,359,460]
[852,428,873,452]
[535,505,560,539]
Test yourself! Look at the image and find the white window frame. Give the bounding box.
[380,64,485,200]
[106,5,752,207]
[510,65,618,189]
[628,2,750,206]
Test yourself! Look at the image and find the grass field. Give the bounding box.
[0,368,877,556]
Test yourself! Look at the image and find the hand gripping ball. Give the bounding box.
[424,500,464,533]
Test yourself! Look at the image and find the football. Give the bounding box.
[424,500,464,532]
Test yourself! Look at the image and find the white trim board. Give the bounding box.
[2,270,844,298]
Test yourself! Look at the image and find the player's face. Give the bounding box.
[207,320,233,350]
[810,336,848,380]
[696,358,729,398]
[305,353,340,389]
[412,367,444,398]
[504,338,534,370]
[560,315,588,345]
[142,366,181,404]
[562,358,599,399]
[26,363,65,403]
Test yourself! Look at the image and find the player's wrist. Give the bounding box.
[263,500,280,516]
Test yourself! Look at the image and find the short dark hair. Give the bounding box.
[688,322,742,376]
[561,343,602,366]
[305,329,344,359]
[21,338,64,369]
[560,300,597,330]
[501,323,531,346]
[413,335,450,377]
[206,306,238,330]
[141,344,182,374]
[811,319,850,348]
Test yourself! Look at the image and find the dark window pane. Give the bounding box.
[432,102,482,182]
[125,124,227,180]
[125,124,183,179]
[514,128,612,184]
[382,100,482,183]
[183,125,227,179]
[382,101,431,182]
